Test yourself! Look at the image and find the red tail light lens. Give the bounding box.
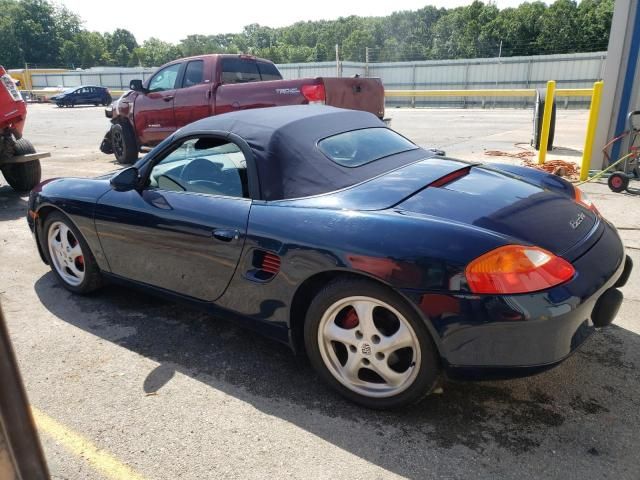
[574,186,599,214]
[301,84,325,104]
[465,245,575,294]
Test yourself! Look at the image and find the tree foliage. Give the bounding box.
[0,0,614,69]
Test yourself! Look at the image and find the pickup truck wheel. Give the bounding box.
[111,123,138,164]
[1,138,42,191]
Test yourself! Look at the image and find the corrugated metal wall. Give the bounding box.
[31,51,606,108]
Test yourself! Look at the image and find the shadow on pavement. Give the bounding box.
[34,273,640,479]
[0,186,28,222]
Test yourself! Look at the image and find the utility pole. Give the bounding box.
[335,44,340,77]
[498,40,503,62]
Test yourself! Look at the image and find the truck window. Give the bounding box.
[183,60,204,88]
[221,58,261,84]
[148,63,181,92]
[257,62,282,81]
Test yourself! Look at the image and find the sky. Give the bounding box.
[57,0,530,44]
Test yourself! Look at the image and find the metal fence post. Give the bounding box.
[411,63,416,108]
[538,80,556,165]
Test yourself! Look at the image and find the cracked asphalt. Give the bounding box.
[1,105,638,479]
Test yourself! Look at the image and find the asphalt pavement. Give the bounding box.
[0,104,638,480]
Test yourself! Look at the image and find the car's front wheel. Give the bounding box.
[304,278,440,409]
[43,212,103,294]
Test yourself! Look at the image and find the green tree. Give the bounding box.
[537,0,580,54]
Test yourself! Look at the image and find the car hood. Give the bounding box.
[397,165,597,256]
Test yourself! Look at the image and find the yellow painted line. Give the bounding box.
[31,407,148,480]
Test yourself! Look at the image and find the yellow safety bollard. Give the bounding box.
[538,80,556,165]
[580,81,604,181]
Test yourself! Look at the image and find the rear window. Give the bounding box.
[221,58,261,84]
[257,61,282,81]
[318,128,418,167]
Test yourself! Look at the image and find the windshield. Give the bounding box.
[62,88,77,94]
[318,128,418,168]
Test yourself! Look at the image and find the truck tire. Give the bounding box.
[1,138,42,192]
[111,123,138,164]
[531,89,556,151]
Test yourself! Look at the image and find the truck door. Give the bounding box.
[134,62,181,146]
[214,57,263,115]
[173,59,213,128]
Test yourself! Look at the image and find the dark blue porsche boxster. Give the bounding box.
[28,105,632,408]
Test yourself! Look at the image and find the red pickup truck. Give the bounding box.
[101,54,386,163]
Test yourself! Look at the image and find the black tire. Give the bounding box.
[608,172,629,193]
[56,103,63,108]
[304,278,441,409]
[1,138,42,191]
[103,95,112,106]
[42,211,103,294]
[111,123,138,164]
[532,90,556,151]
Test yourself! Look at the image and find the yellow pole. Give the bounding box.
[538,80,556,164]
[580,81,604,181]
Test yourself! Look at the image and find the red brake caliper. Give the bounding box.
[342,307,359,329]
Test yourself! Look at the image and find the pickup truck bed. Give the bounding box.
[101,54,385,164]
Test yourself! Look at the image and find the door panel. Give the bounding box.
[95,189,250,301]
[135,91,178,145]
[174,60,213,128]
[135,63,181,146]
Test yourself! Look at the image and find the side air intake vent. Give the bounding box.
[248,250,281,282]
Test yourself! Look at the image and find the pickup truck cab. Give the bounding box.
[101,54,386,163]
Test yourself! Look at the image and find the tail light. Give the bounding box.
[574,185,599,214]
[465,245,575,294]
[1,71,23,102]
[301,84,325,105]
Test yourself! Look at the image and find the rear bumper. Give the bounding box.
[401,221,632,380]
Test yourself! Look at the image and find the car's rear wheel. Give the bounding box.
[111,123,138,164]
[304,278,440,409]
[43,212,103,294]
[103,95,112,106]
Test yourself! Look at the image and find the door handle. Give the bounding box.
[212,229,239,242]
[163,95,174,102]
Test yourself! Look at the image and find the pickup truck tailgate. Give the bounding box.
[323,77,385,119]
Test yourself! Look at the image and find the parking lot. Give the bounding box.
[1,104,639,479]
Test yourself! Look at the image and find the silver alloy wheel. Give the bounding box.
[47,221,85,286]
[318,296,421,398]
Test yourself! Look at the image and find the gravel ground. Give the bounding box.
[1,104,638,480]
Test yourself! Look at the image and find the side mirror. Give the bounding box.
[110,167,139,192]
[129,79,145,92]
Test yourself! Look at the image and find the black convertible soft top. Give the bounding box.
[179,105,427,200]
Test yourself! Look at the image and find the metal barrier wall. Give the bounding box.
[29,52,606,108]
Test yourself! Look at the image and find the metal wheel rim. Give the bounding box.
[317,295,421,398]
[47,221,85,286]
[611,175,623,188]
[113,130,124,157]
